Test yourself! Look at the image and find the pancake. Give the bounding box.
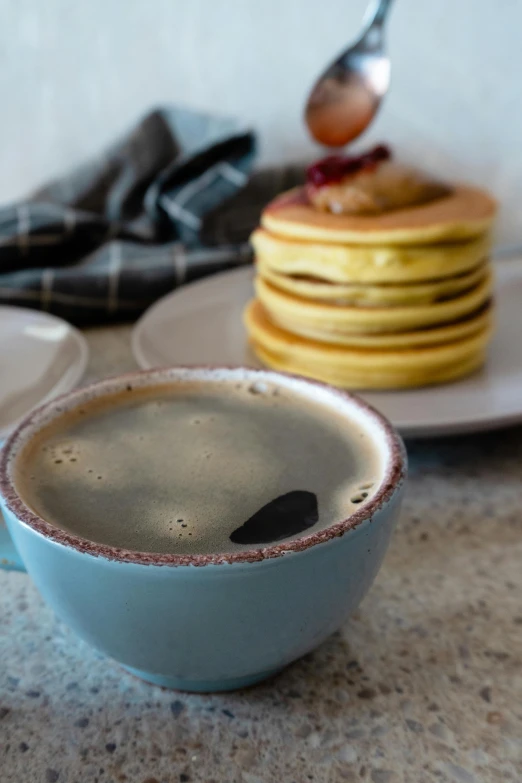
[251,228,490,284]
[244,300,492,390]
[261,186,497,245]
[248,301,492,349]
[254,342,486,389]
[255,272,493,337]
[247,152,497,390]
[256,257,488,307]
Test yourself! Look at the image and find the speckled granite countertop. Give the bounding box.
[1,325,521,783]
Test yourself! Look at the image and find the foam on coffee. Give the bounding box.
[15,380,383,555]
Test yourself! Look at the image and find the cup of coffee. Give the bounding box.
[0,367,406,692]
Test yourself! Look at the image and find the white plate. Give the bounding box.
[132,261,522,438]
[0,306,88,439]
[0,306,88,570]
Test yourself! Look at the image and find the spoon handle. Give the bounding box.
[362,0,395,30]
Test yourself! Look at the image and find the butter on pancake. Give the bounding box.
[308,160,452,216]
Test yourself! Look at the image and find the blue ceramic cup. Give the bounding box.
[0,367,406,692]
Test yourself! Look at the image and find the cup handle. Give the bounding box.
[0,440,26,571]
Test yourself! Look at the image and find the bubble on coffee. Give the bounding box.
[15,381,382,555]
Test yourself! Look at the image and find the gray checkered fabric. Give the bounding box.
[0,107,304,325]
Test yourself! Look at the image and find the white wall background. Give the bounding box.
[0,0,521,243]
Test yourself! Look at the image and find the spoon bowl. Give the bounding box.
[305,0,394,147]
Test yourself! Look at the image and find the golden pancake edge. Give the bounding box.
[262,185,497,246]
[252,228,490,284]
[245,300,493,390]
[255,272,493,337]
[256,256,489,307]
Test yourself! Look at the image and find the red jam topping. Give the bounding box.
[306,145,391,188]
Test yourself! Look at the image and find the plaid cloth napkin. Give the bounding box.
[0,107,303,325]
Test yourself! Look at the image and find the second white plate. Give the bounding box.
[0,306,89,440]
[132,261,522,438]
[0,305,89,570]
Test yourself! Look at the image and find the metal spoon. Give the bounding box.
[305,0,394,148]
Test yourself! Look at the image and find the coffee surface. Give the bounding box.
[16,381,382,554]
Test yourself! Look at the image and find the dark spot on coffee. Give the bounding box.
[97,476,102,480]
[54,460,63,464]
[230,491,318,545]
[70,458,77,462]
[126,385,132,392]
[177,519,183,523]
[181,524,187,528]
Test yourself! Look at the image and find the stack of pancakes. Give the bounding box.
[244,160,497,389]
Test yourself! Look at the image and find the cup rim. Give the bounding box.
[0,366,406,567]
